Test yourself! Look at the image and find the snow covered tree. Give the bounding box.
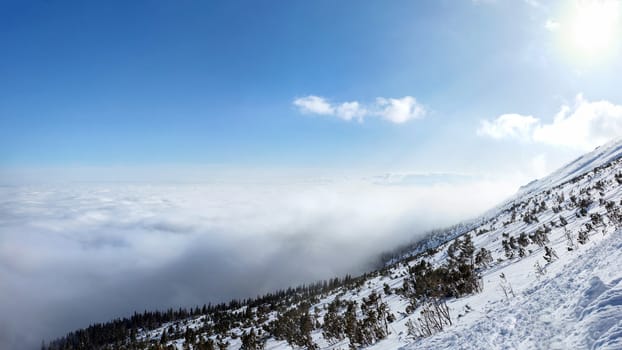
[360,291,392,342]
[475,247,493,268]
[240,328,264,350]
[543,246,558,263]
[502,239,514,259]
[344,301,359,350]
[517,232,530,247]
[269,303,317,349]
[529,228,549,247]
[322,298,345,343]
[577,228,590,245]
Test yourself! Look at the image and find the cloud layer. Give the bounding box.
[0,176,516,349]
[477,94,622,150]
[293,95,426,123]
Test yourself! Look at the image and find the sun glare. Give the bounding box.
[566,1,620,56]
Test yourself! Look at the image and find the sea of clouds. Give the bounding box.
[0,175,518,349]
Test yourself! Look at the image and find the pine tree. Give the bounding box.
[299,311,316,350]
[578,228,590,244]
[160,330,168,345]
[475,247,493,268]
[459,234,475,266]
[517,232,530,247]
[344,301,359,350]
[543,246,558,263]
[322,298,345,343]
[241,329,263,350]
[502,239,514,259]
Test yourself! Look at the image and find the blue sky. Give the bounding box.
[2,0,622,182]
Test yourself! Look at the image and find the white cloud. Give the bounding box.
[478,94,622,151]
[375,96,426,124]
[293,95,334,115]
[545,19,560,31]
[335,101,366,121]
[293,95,426,124]
[532,94,622,150]
[477,113,539,140]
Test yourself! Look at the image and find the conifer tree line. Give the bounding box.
[43,275,361,350]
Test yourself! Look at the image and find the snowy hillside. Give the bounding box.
[518,138,622,196]
[46,140,622,350]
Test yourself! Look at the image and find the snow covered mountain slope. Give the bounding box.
[518,138,622,196]
[46,140,622,350]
